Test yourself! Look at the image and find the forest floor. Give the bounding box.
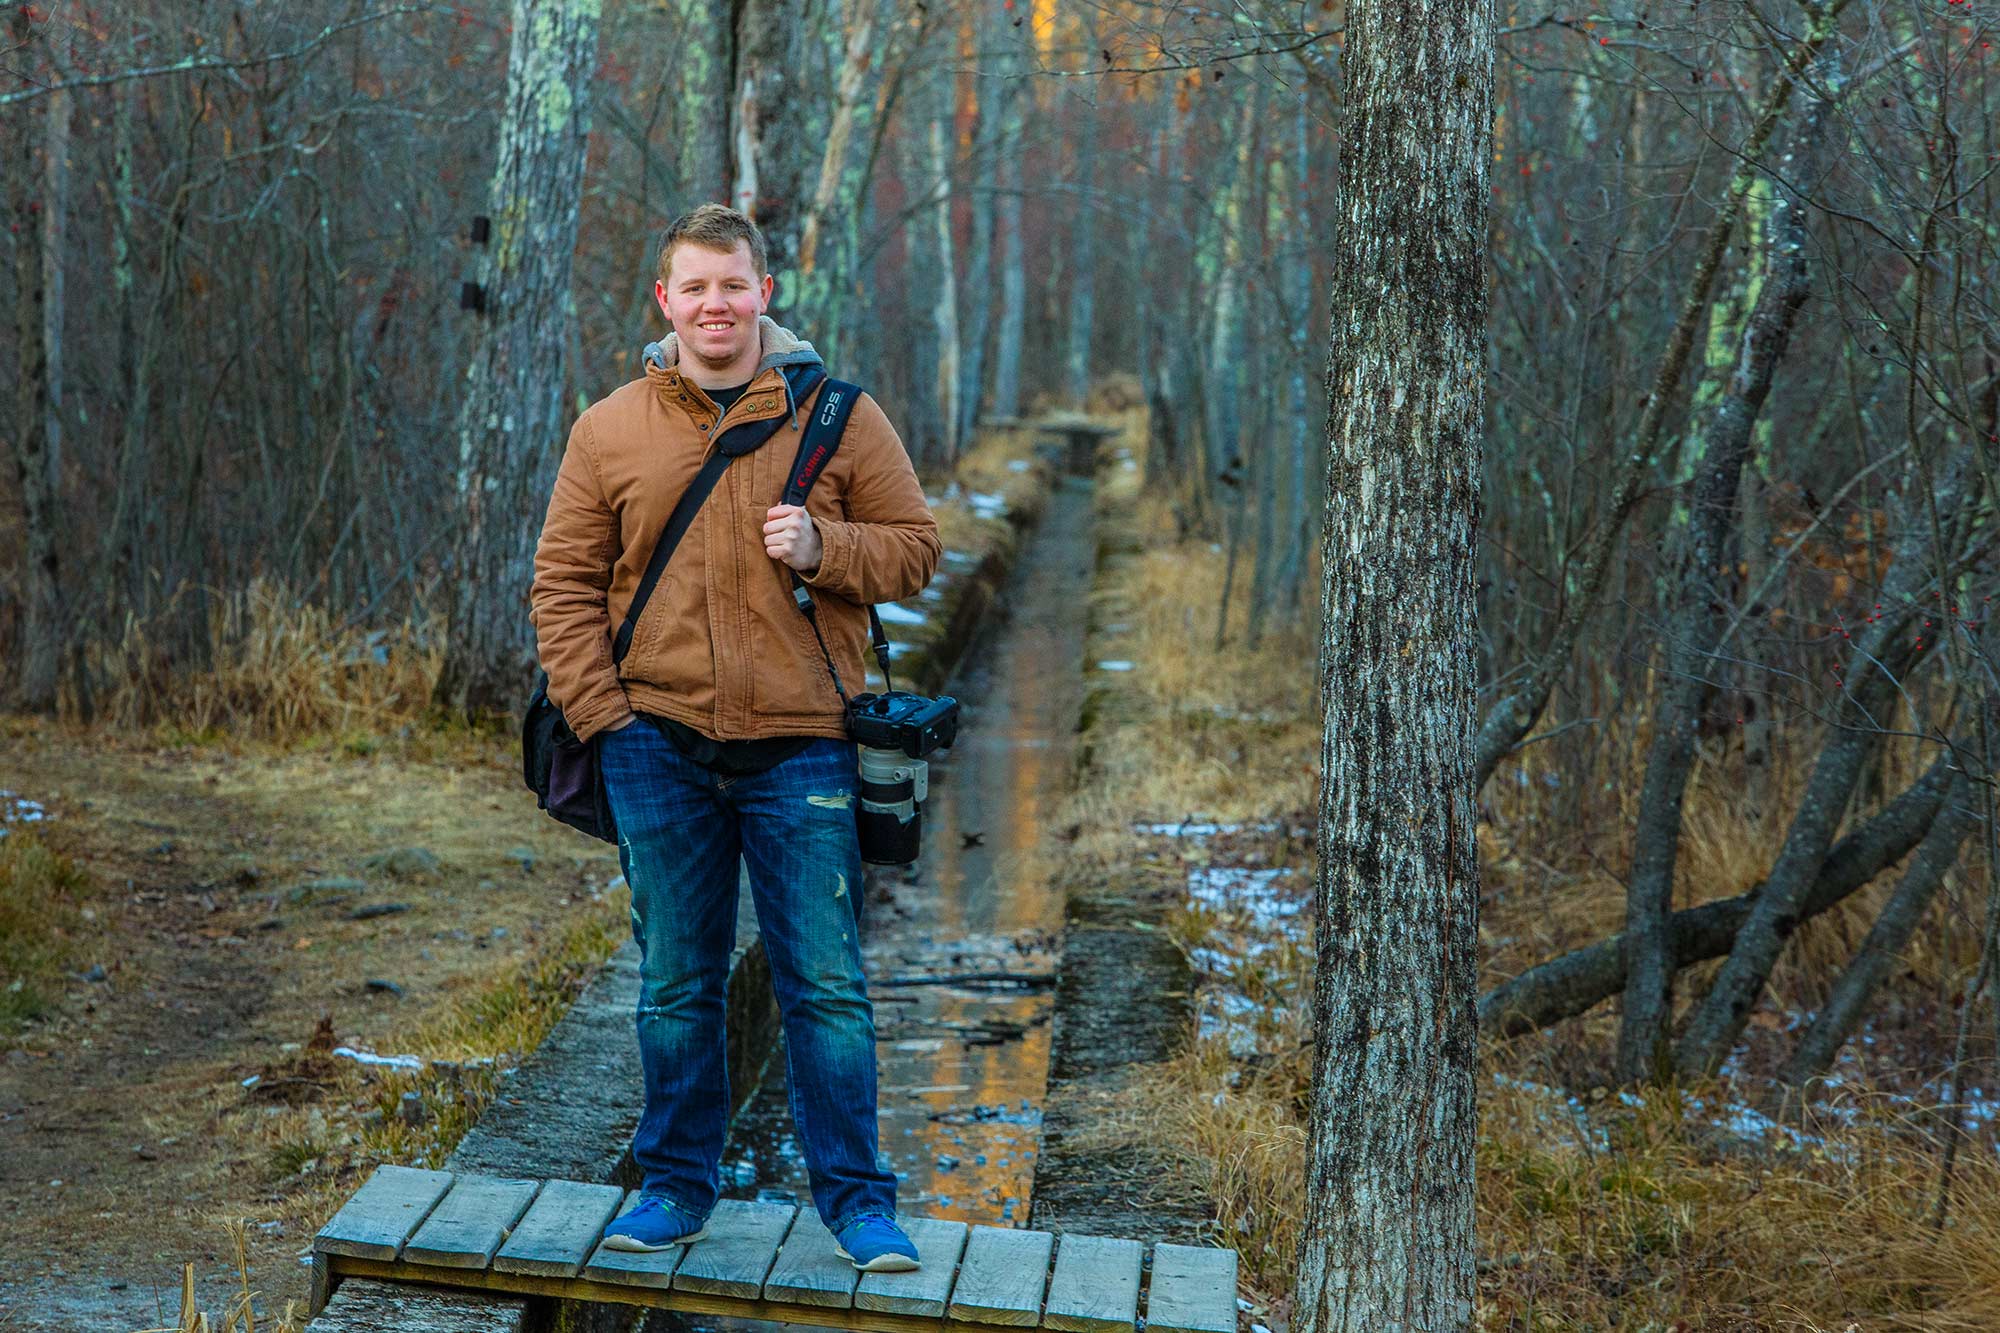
[0,719,626,1329]
[1049,421,2000,1330]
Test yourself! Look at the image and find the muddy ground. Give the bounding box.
[0,719,622,1330]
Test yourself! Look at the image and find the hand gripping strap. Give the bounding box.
[610,364,827,665]
[781,379,895,694]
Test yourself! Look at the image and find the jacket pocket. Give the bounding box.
[622,577,673,671]
[753,598,843,717]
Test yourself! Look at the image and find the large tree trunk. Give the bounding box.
[1294,3,1491,1328]
[434,0,603,717]
[789,0,882,362]
[675,0,734,203]
[1615,122,1818,1084]
[734,0,831,316]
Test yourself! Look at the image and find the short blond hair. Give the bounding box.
[656,204,768,281]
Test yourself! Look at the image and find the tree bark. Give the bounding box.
[1480,750,1955,1038]
[927,59,962,466]
[989,60,1027,421]
[8,8,64,711]
[790,0,882,360]
[434,0,603,718]
[955,0,1005,446]
[734,0,829,314]
[1615,114,1819,1084]
[1294,2,1490,1328]
[1271,96,1316,624]
[674,0,733,204]
[1062,8,1100,407]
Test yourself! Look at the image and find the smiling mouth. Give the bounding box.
[698,322,733,332]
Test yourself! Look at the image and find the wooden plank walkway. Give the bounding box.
[311,1167,1238,1332]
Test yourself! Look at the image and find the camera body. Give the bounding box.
[845,690,959,864]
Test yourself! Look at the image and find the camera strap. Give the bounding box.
[778,377,897,701]
[612,363,828,665]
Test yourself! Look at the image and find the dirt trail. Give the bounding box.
[0,723,620,1330]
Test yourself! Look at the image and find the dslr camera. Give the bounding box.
[845,690,959,864]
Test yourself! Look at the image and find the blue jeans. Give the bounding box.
[597,723,897,1232]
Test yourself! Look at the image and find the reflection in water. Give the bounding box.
[699,477,1096,1326]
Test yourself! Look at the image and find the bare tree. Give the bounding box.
[434,0,603,716]
[1294,3,1491,1329]
[7,7,65,710]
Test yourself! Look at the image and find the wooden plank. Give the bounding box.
[761,1212,859,1308]
[673,1197,798,1299]
[1145,1243,1238,1333]
[326,1253,953,1332]
[309,1277,529,1332]
[315,1165,456,1261]
[947,1225,1054,1326]
[1043,1234,1144,1333]
[855,1217,969,1318]
[581,1191,688,1290]
[492,1178,627,1278]
[403,1174,542,1269]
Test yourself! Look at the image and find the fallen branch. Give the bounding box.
[1479,751,1953,1037]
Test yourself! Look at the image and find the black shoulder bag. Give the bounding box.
[522,364,828,842]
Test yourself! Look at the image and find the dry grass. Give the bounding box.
[68,577,445,745]
[1062,413,2000,1329]
[0,831,100,1033]
[131,1222,308,1333]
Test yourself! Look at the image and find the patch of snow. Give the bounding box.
[877,602,927,626]
[0,791,49,839]
[1197,991,1268,1058]
[1190,946,1240,975]
[331,1047,425,1072]
[1187,866,1305,933]
[1096,660,1135,672]
[1139,821,1241,837]
[942,549,977,568]
[968,491,1008,520]
[1007,459,1031,472]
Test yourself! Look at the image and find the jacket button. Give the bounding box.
[700,422,709,431]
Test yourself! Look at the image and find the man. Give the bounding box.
[529,204,939,1272]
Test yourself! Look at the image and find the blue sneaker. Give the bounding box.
[833,1214,920,1273]
[600,1195,710,1252]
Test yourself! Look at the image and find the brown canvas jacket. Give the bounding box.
[529,318,941,744]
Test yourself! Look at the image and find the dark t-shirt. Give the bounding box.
[646,378,816,777]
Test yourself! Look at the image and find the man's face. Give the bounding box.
[654,240,773,378]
